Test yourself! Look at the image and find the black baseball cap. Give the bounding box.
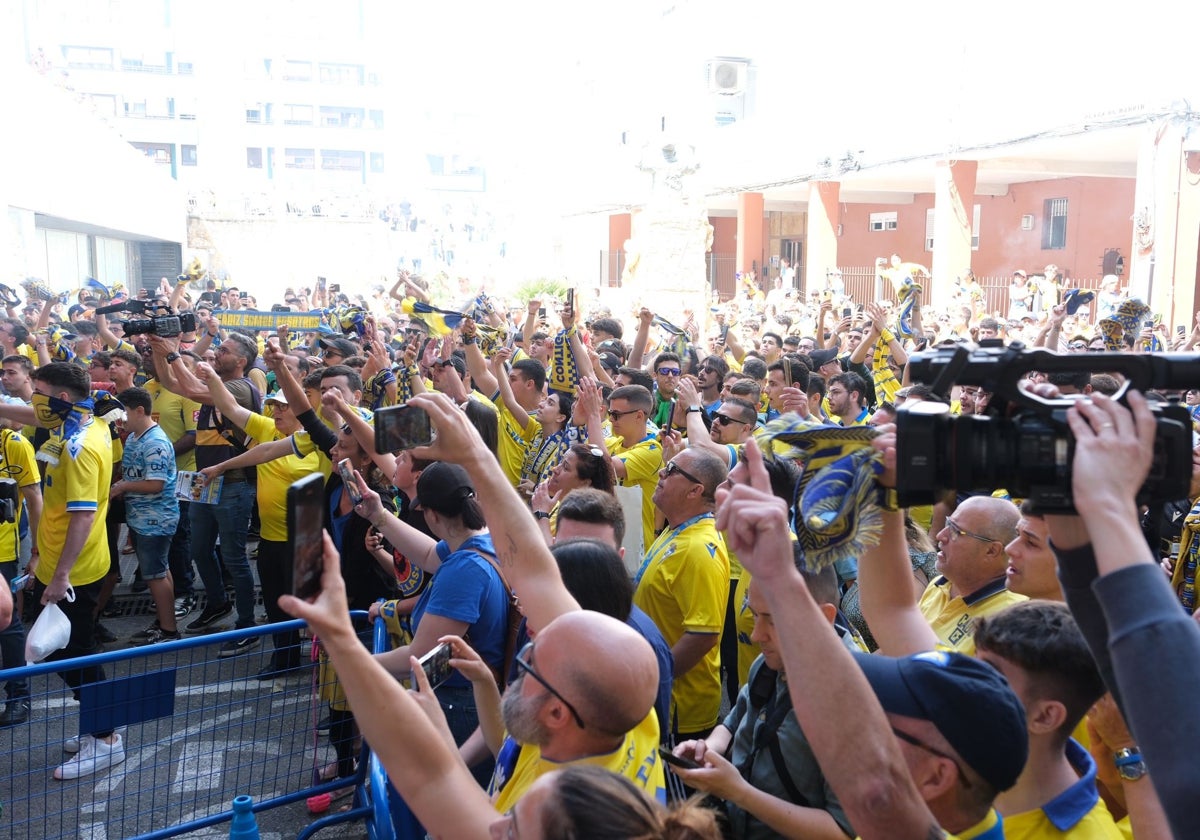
[415,462,476,516]
[854,650,1028,792]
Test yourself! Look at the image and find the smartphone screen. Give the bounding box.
[842,307,852,318]
[538,307,547,319]
[374,404,433,453]
[658,747,700,770]
[337,458,363,505]
[566,288,575,313]
[417,642,453,690]
[316,276,327,290]
[288,473,326,600]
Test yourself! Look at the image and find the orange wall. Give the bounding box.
[836,177,1136,279]
[608,213,631,252]
[710,216,737,254]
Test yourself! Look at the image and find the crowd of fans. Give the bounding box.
[0,262,1197,839]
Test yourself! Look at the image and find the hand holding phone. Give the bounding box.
[658,747,701,770]
[337,459,363,505]
[375,404,434,454]
[288,474,326,600]
[416,642,453,690]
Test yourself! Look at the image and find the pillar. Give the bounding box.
[930,159,977,307]
[609,212,631,287]
[736,191,765,281]
[1129,119,1200,330]
[805,181,841,296]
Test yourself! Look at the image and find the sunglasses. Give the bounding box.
[713,413,748,427]
[607,408,641,420]
[891,726,973,789]
[1068,343,1088,351]
[514,642,585,729]
[661,460,704,486]
[656,367,682,377]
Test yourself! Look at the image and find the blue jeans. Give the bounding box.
[0,560,28,700]
[190,481,256,628]
[169,500,194,597]
[131,531,173,580]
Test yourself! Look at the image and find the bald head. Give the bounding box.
[538,611,658,741]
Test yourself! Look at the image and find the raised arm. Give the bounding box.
[488,347,529,427]
[196,362,253,430]
[628,307,654,369]
[461,319,499,397]
[675,378,726,460]
[324,388,397,478]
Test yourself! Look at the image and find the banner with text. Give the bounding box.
[212,310,325,331]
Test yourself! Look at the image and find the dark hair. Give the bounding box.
[540,765,722,840]
[2,354,33,374]
[978,317,1001,332]
[33,361,91,402]
[89,350,113,369]
[700,355,728,380]
[616,367,654,392]
[302,370,324,392]
[829,371,868,405]
[721,397,758,426]
[974,601,1106,741]
[1089,374,1120,396]
[608,384,653,413]
[117,386,152,414]
[1046,371,1090,391]
[768,355,811,390]
[2,319,29,346]
[71,321,100,338]
[547,390,574,424]
[728,380,761,403]
[111,348,141,371]
[552,539,632,620]
[741,357,767,381]
[762,331,783,348]
[320,364,363,393]
[567,443,615,493]
[652,352,681,372]
[463,400,499,459]
[590,317,624,341]
[512,358,547,391]
[558,488,626,546]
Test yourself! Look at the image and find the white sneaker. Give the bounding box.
[55,733,126,780]
[65,725,126,754]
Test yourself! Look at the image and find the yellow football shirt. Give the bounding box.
[37,417,112,587]
[481,395,540,488]
[490,709,664,814]
[0,430,39,560]
[244,412,323,542]
[606,433,664,550]
[146,378,200,472]
[918,576,1027,656]
[633,514,729,734]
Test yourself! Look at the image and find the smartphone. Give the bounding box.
[416,642,453,690]
[288,473,326,600]
[316,276,327,290]
[658,748,700,770]
[330,283,341,293]
[374,404,434,453]
[566,288,575,314]
[842,306,852,318]
[538,307,547,319]
[337,458,363,505]
[1178,326,1187,337]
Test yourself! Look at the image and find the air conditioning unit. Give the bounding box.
[1020,214,1035,231]
[707,59,748,96]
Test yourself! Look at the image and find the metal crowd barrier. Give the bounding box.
[0,613,395,840]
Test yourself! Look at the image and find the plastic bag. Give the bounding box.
[26,588,74,664]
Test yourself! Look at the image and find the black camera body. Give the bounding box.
[0,478,18,524]
[896,341,1198,512]
[94,299,197,338]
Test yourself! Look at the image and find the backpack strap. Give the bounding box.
[736,665,810,810]
[471,545,522,690]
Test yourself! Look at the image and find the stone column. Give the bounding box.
[805,181,841,296]
[931,159,977,307]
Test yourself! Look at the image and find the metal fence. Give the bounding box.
[0,615,393,840]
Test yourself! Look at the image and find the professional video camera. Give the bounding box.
[895,340,1197,512]
[0,479,18,524]
[93,299,197,338]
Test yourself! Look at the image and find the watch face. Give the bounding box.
[1118,760,1147,781]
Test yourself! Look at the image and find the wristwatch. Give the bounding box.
[534,511,552,521]
[1113,747,1147,781]
[686,406,703,414]
[165,351,181,364]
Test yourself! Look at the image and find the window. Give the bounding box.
[869,211,898,232]
[283,104,313,126]
[318,63,364,85]
[62,46,113,70]
[284,148,315,170]
[181,145,197,166]
[368,109,384,129]
[245,106,264,124]
[1042,198,1068,249]
[320,149,364,172]
[282,60,312,82]
[370,152,385,173]
[971,204,981,250]
[319,106,364,128]
[925,208,935,251]
[247,148,263,169]
[84,93,118,116]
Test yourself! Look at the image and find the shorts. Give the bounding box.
[132,531,173,580]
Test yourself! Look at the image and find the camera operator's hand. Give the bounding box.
[148,333,179,355]
[1066,392,1156,517]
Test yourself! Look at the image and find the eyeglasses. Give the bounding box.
[943,517,996,544]
[713,413,748,427]
[1087,347,1107,353]
[891,726,973,789]
[656,367,682,377]
[699,366,719,374]
[514,642,585,729]
[322,350,344,359]
[661,460,704,486]
[607,407,641,420]
[1068,343,1088,351]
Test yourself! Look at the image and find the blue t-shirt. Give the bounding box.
[627,605,674,739]
[411,533,508,690]
[121,424,179,536]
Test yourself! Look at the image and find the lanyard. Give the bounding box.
[633,512,713,587]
